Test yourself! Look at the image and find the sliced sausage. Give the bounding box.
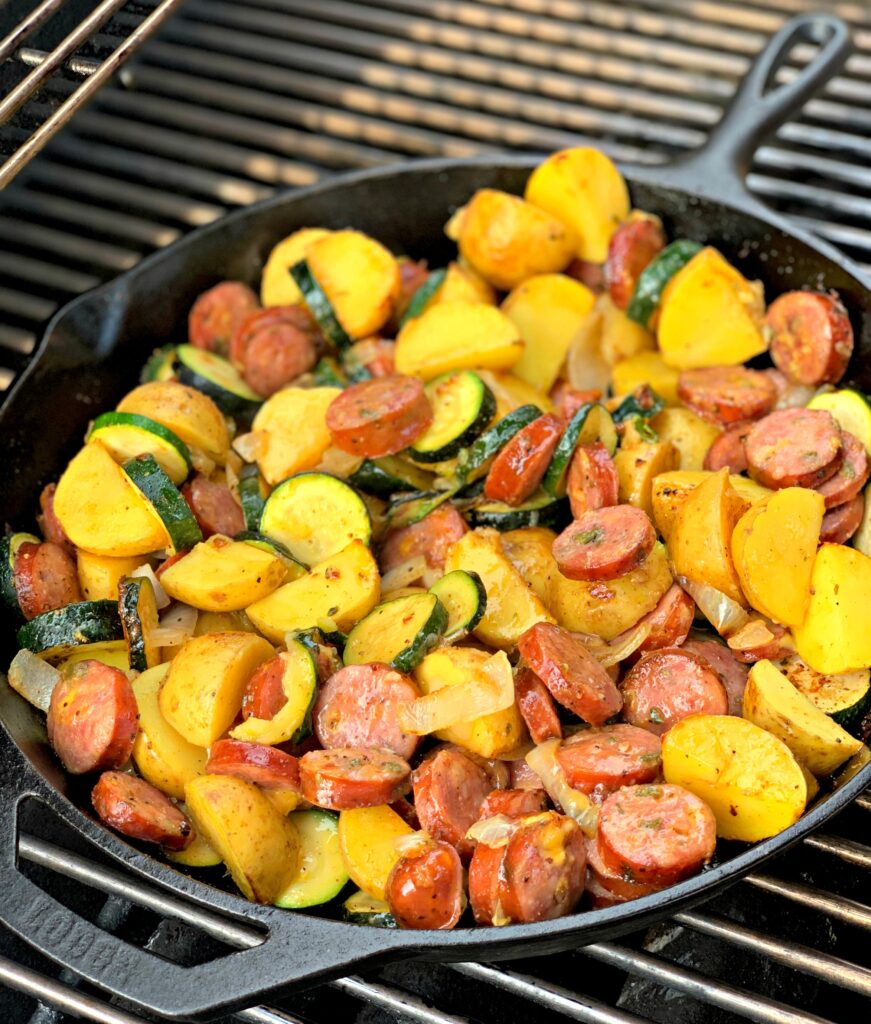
[242,307,319,397]
[635,584,695,655]
[230,305,316,370]
[412,747,492,861]
[479,787,548,820]
[206,739,301,791]
[508,757,545,792]
[621,647,728,736]
[585,836,662,900]
[37,482,74,553]
[394,258,430,324]
[566,441,619,520]
[517,622,622,726]
[13,541,81,620]
[766,290,854,387]
[47,660,138,775]
[379,504,468,575]
[815,431,869,509]
[390,797,421,830]
[313,662,420,759]
[469,811,586,926]
[727,619,795,664]
[605,216,666,310]
[820,493,864,545]
[92,771,193,850]
[386,837,465,930]
[677,366,777,426]
[241,654,286,721]
[567,258,606,293]
[551,385,603,424]
[553,505,655,582]
[299,747,411,810]
[326,375,433,458]
[745,408,843,490]
[483,413,564,507]
[345,338,396,379]
[556,724,661,797]
[597,783,716,887]
[182,474,245,538]
[703,422,751,474]
[189,281,260,357]
[681,635,749,716]
[514,666,562,744]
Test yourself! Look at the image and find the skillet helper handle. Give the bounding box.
[654,14,851,206]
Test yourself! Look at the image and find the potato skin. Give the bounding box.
[338,804,413,900]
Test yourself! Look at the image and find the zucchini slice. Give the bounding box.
[410,371,496,464]
[0,532,39,620]
[399,267,447,327]
[274,809,349,909]
[777,656,871,734]
[123,454,203,554]
[118,576,161,672]
[140,344,177,384]
[808,389,871,455]
[456,403,542,482]
[626,239,703,326]
[237,464,267,531]
[260,472,371,566]
[291,258,353,350]
[343,592,448,672]
[348,455,435,498]
[340,347,374,384]
[230,638,318,745]
[16,600,124,662]
[429,569,487,642]
[234,531,308,581]
[174,344,262,422]
[543,403,618,497]
[89,412,192,486]
[343,889,397,928]
[312,357,348,389]
[386,488,457,529]
[468,490,570,532]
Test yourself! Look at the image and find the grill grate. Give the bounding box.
[0,2,869,1023]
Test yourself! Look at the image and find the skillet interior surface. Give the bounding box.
[0,156,869,1018]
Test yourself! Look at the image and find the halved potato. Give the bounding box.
[337,804,413,900]
[649,407,721,472]
[652,470,771,542]
[118,381,230,463]
[77,550,147,601]
[251,386,341,486]
[611,351,680,406]
[261,227,331,307]
[614,440,679,519]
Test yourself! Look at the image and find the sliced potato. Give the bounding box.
[731,488,824,627]
[428,260,496,308]
[230,639,317,745]
[118,381,230,463]
[501,526,560,608]
[662,714,807,842]
[612,350,680,406]
[194,610,257,635]
[261,227,331,307]
[476,370,553,417]
[598,294,656,367]
[77,550,146,601]
[743,660,862,776]
[251,386,341,486]
[649,407,721,472]
[652,470,771,542]
[614,440,679,519]
[338,804,413,900]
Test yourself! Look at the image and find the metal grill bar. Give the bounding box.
[0,0,67,65]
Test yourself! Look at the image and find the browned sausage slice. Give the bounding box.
[394,259,430,324]
[380,504,468,575]
[566,442,619,521]
[508,758,544,792]
[815,431,869,509]
[597,783,716,887]
[344,338,396,379]
[621,647,728,735]
[206,739,301,791]
[13,541,81,620]
[230,305,315,369]
[242,306,319,397]
[680,635,748,716]
[299,747,411,810]
[412,747,492,861]
[189,281,260,357]
[92,771,193,850]
[241,654,287,721]
[766,290,854,386]
[820,493,865,545]
[484,413,564,507]
[514,666,562,744]
[605,216,666,311]
[553,505,655,582]
[556,724,661,796]
[517,622,622,726]
[385,837,465,930]
[584,836,662,899]
[182,474,245,538]
[478,787,548,820]
[313,662,420,759]
[635,584,695,655]
[745,408,843,490]
[37,483,74,553]
[677,366,777,426]
[326,375,433,458]
[703,422,751,474]
[47,660,138,775]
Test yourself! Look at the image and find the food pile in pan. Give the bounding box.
[5,146,870,931]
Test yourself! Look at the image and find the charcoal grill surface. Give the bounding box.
[0,2,868,1023]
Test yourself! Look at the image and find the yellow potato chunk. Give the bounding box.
[614,440,679,519]
[649,407,722,472]
[611,350,680,406]
[118,381,230,463]
[662,714,807,842]
[651,470,771,542]
[77,551,145,601]
[261,227,331,307]
[501,526,560,608]
[338,804,413,900]
[428,261,496,309]
[476,371,553,417]
[251,386,341,485]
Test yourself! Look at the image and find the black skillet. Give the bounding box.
[0,13,868,1022]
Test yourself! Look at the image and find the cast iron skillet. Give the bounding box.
[0,13,868,1021]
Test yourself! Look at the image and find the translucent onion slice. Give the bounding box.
[398,650,514,735]
[394,831,432,856]
[380,556,428,594]
[152,602,198,648]
[231,431,263,464]
[676,575,750,637]
[566,302,611,393]
[7,649,61,712]
[131,562,170,610]
[316,446,363,478]
[525,738,598,838]
[465,814,518,849]
[189,447,217,476]
[775,383,817,410]
[726,617,796,657]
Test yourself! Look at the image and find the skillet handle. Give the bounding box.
[642,14,851,207]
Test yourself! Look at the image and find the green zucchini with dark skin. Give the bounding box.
[118,576,161,672]
[343,592,448,673]
[123,454,203,554]
[455,404,542,483]
[543,403,618,497]
[0,532,39,621]
[140,344,177,384]
[173,344,262,422]
[291,259,353,350]
[429,570,487,642]
[349,455,435,498]
[343,889,397,928]
[237,464,266,531]
[780,660,871,735]
[626,239,703,327]
[274,809,349,909]
[386,488,457,529]
[88,412,192,486]
[16,600,124,661]
[409,370,497,463]
[468,490,571,532]
[234,531,308,580]
[340,348,374,384]
[611,385,664,424]
[399,267,447,327]
[312,357,347,389]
